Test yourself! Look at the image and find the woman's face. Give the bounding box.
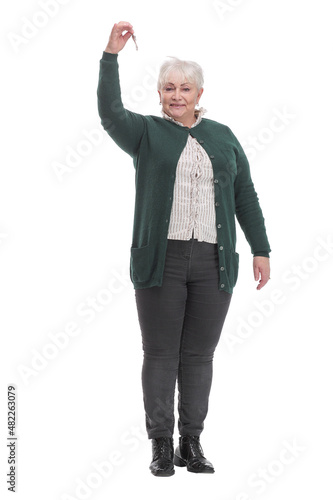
[158,71,203,126]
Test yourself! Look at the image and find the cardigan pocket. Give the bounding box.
[130,244,151,283]
[228,250,239,288]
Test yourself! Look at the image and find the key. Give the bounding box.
[132,33,138,51]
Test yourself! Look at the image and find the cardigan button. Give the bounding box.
[217,224,222,228]
[214,179,218,184]
[220,284,225,288]
[215,202,220,206]
[220,266,225,271]
[219,246,223,251]
[210,155,215,159]
[199,140,204,144]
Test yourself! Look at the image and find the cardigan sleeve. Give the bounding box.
[97,51,146,158]
[228,128,271,257]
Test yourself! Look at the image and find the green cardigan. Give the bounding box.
[97,51,271,294]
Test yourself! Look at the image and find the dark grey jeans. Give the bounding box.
[134,234,232,439]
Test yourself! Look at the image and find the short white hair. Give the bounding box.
[157,56,204,91]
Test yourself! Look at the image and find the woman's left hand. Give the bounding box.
[253,256,270,290]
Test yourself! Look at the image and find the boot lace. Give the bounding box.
[153,437,173,459]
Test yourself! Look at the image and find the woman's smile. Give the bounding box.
[158,71,203,127]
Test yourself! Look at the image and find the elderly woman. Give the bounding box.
[97,21,271,477]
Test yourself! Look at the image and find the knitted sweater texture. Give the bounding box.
[97,51,271,293]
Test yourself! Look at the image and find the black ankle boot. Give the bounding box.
[149,437,175,476]
[174,435,215,473]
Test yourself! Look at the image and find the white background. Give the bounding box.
[1,0,332,499]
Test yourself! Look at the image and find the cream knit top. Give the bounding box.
[161,107,218,244]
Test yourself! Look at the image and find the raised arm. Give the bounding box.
[97,22,146,158]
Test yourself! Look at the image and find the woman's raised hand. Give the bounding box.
[105,21,135,54]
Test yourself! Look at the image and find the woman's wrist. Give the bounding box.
[104,47,118,54]
[102,51,118,61]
